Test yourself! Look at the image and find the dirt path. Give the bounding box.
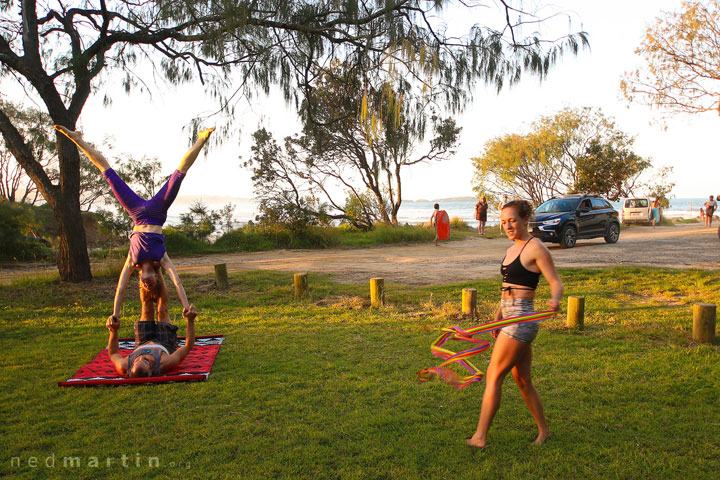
[4,223,716,285]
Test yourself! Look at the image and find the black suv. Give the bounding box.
[530,194,620,248]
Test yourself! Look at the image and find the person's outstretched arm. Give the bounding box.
[177,127,215,174]
[160,253,190,311]
[161,306,196,373]
[535,245,564,311]
[112,254,135,319]
[107,315,128,376]
[54,125,111,172]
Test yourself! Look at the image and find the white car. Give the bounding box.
[622,197,655,224]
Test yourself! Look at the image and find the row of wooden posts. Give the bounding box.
[213,264,718,345]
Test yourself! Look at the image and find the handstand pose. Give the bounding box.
[106,267,197,377]
[55,125,214,320]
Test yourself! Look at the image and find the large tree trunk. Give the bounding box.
[0,107,92,282]
[53,196,92,281]
[53,133,92,282]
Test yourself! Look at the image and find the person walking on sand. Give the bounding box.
[475,196,489,235]
[497,195,508,234]
[651,197,661,227]
[466,199,563,449]
[54,125,214,321]
[429,203,441,246]
[704,195,717,228]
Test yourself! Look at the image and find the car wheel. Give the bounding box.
[605,223,620,244]
[559,225,577,248]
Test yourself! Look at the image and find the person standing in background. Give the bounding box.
[497,195,508,234]
[651,197,661,227]
[475,196,489,235]
[429,203,440,246]
[704,195,717,228]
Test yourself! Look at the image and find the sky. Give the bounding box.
[29,1,720,205]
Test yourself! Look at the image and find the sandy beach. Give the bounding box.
[4,223,714,285]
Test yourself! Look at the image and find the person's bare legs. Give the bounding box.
[177,127,215,173]
[466,334,529,448]
[54,126,111,172]
[511,344,551,445]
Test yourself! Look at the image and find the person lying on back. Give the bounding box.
[106,265,197,377]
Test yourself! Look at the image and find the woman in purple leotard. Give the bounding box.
[55,125,214,321]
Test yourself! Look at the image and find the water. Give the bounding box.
[165,197,707,229]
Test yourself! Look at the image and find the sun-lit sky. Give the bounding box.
[50,1,720,204]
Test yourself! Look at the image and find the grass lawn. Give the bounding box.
[1,267,719,479]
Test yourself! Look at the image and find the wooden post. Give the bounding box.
[693,303,716,344]
[370,278,384,308]
[214,263,228,290]
[567,296,585,330]
[462,288,477,318]
[294,273,308,299]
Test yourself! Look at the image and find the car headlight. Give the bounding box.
[542,218,561,225]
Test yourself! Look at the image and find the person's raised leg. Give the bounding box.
[54,126,111,172]
[466,333,528,448]
[177,127,215,174]
[511,345,551,445]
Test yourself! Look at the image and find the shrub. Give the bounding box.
[163,226,212,255]
[450,216,468,229]
[0,200,53,260]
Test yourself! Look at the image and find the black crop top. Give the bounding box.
[501,238,541,289]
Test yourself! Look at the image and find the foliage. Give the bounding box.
[1,267,720,479]
[575,138,651,200]
[0,101,56,205]
[162,226,212,255]
[246,63,461,228]
[644,166,676,207]
[0,199,51,260]
[472,107,652,204]
[449,216,469,229]
[0,0,587,281]
[177,200,222,242]
[216,203,236,234]
[621,0,720,117]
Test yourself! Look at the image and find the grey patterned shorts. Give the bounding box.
[499,298,539,343]
[134,321,178,353]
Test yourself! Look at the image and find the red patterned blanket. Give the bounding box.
[58,335,224,386]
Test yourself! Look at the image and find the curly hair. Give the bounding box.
[502,199,534,219]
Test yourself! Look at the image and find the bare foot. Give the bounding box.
[532,431,552,445]
[53,125,82,142]
[198,127,215,140]
[465,436,487,448]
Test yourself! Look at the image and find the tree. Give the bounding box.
[0,102,138,212]
[0,101,55,205]
[0,1,587,281]
[247,63,461,228]
[644,166,676,207]
[472,107,651,204]
[177,200,221,242]
[621,1,720,116]
[217,203,236,234]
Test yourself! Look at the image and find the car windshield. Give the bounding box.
[624,199,648,208]
[536,199,580,214]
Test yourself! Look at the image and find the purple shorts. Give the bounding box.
[103,168,185,264]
